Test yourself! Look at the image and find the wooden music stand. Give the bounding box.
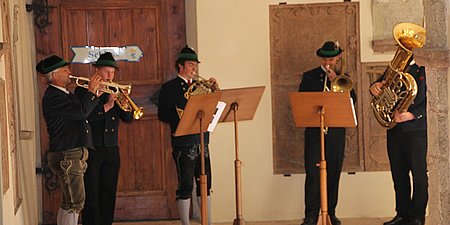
[219,86,265,225]
[289,92,356,225]
[175,92,222,225]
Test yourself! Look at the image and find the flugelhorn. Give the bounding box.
[114,83,144,120]
[69,75,144,120]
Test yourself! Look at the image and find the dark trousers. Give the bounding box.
[82,146,120,225]
[304,128,345,218]
[172,145,212,200]
[387,127,428,221]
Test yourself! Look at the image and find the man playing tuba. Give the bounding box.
[370,56,428,225]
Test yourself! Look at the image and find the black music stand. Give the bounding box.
[175,92,222,225]
[219,86,265,225]
[289,92,356,225]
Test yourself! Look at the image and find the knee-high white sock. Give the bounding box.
[196,196,212,225]
[57,208,64,225]
[57,208,79,225]
[177,199,191,225]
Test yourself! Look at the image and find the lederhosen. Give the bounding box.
[158,76,212,200]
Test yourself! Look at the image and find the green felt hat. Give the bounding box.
[93,52,118,68]
[316,41,343,58]
[36,55,70,74]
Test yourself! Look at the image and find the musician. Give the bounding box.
[37,55,101,225]
[158,45,218,225]
[298,41,356,225]
[370,57,427,225]
[75,52,134,225]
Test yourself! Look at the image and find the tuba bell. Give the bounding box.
[371,22,426,128]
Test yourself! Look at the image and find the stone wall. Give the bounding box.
[414,0,450,224]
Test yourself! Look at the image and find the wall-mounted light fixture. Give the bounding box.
[25,0,55,33]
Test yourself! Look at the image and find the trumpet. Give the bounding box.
[69,75,129,94]
[69,75,144,120]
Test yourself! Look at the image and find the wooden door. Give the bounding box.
[34,0,185,223]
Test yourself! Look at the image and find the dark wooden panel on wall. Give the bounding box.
[361,62,390,171]
[269,2,363,174]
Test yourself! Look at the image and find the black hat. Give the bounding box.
[93,52,118,68]
[36,55,70,74]
[316,41,343,58]
[177,45,200,63]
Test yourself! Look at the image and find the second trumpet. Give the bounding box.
[69,75,144,120]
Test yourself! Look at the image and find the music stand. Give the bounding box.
[219,86,265,225]
[289,92,356,225]
[175,92,222,225]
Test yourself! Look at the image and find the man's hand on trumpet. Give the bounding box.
[102,93,116,112]
[88,74,102,94]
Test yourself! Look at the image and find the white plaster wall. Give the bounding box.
[1,0,38,225]
[188,0,399,222]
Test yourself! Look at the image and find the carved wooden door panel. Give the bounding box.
[270,2,363,174]
[34,0,185,223]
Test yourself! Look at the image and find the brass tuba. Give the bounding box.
[371,22,426,128]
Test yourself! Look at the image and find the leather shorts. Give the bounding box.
[47,147,89,213]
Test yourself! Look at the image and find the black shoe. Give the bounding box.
[384,215,406,225]
[406,219,424,225]
[301,217,317,225]
[329,215,341,225]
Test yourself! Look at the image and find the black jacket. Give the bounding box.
[157,76,209,146]
[42,85,100,152]
[298,66,357,135]
[75,87,133,147]
[394,64,427,131]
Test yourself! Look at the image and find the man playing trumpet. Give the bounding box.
[37,55,102,225]
[75,52,134,225]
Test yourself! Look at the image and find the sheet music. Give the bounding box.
[207,101,227,132]
[350,97,357,126]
